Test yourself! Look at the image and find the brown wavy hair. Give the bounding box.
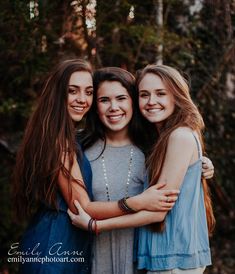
[136,64,215,235]
[13,59,92,219]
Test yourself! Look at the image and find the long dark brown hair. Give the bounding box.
[136,64,215,235]
[13,59,92,219]
[80,67,153,153]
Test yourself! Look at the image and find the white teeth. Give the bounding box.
[108,115,123,121]
[72,106,84,112]
[147,109,162,113]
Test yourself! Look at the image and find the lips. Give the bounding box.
[146,108,163,114]
[107,114,124,122]
[71,106,86,113]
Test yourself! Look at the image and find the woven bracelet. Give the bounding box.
[118,197,136,214]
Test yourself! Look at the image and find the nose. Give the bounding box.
[109,100,119,111]
[75,91,86,104]
[148,93,157,105]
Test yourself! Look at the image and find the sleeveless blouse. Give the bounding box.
[18,143,93,274]
[137,134,211,271]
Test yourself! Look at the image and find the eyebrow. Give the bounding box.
[97,94,129,99]
[68,85,93,89]
[116,94,129,98]
[139,88,166,92]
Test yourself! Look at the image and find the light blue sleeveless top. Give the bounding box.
[137,134,211,271]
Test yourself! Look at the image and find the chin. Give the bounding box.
[71,115,83,122]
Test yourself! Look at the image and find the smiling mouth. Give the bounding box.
[146,108,163,113]
[107,114,124,121]
[71,106,86,113]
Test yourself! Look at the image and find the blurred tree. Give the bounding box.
[0,0,234,273]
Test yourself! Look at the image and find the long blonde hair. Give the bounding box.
[136,65,215,235]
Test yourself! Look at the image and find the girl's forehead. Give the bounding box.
[138,73,166,90]
[69,71,93,86]
[97,81,129,96]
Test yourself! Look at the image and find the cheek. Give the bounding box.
[67,94,73,105]
[97,103,106,117]
[124,99,134,118]
[87,96,93,107]
[138,99,145,112]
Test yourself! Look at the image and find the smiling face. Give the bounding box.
[67,71,93,122]
[138,73,175,128]
[96,81,133,135]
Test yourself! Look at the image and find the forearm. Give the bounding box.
[97,210,167,232]
[84,193,146,219]
[84,201,126,219]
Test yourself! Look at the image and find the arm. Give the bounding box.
[68,128,198,230]
[58,154,179,219]
[68,200,165,231]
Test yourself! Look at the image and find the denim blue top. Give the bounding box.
[19,142,93,274]
[137,134,211,271]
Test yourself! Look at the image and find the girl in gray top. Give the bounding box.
[81,67,157,274]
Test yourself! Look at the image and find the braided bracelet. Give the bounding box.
[118,197,136,214]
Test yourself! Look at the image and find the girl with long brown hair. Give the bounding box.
[69,64,215,274]
[13,59,95,274]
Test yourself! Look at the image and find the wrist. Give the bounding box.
[126,194,143,211]
[88,218,100,235]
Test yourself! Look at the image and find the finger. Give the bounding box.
[203,159,213,168]
[168,195,178,202]
[74,200,83,212]
[156,182,166,190]
[162,189,180,196]
[202,166,214,172]
[159,195,173,202]
[202,156,209,164]
[161,195,178,203]
[202,163,213,169]
[202,170,213,176]
[202,172,213,179]
[67,209,76,220]
[161,202,175,210]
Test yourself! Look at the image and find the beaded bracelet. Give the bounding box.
[118,197,136,214]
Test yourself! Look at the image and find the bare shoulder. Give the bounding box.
[168,127,195,147]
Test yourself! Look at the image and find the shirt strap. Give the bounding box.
[192,132,202,159]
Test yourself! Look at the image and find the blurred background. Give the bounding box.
[0,1,234,273]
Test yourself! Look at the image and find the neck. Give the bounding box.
[105,129,132,147]
[155,122,163,133]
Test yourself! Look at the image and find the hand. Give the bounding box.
[202,156,214,179]
[67,200,91,230]
[137,183,180,211]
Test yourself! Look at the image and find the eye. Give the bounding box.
[86,89,93,96]
[68,88,77,94]
[157,91,166,97]
[139,92,149,98]
[117,96,127,101]
[98,98,109,103]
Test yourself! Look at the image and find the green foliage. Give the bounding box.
[0,0,234,273]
